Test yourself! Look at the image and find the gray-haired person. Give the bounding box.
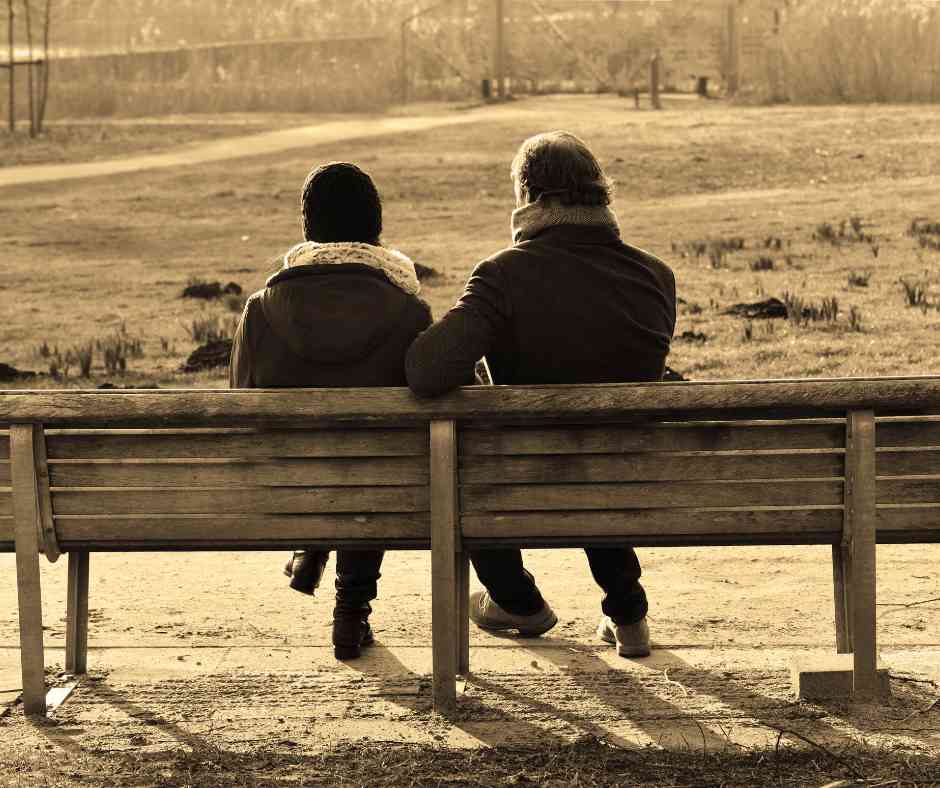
[405,131,676,656]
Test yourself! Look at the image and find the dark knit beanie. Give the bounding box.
[301,162,383,244]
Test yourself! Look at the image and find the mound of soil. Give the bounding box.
[414,263,440,281]
[182,339,232,373]
[182,281,243,300]
[722,297,787,320]
[0,362,37,381]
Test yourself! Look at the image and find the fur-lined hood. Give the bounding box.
[280,241,421,296]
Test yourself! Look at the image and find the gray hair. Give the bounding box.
[510,131,613,207]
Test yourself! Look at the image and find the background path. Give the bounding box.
[0,105,526,189]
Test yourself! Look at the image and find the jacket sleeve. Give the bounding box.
[229,300,255,389]
[406,257,511,398]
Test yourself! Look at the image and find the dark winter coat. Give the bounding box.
[405,224,676,396]
[230,263,432,389]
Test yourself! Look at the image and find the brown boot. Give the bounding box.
[332,616,375,660]
[283,550,329,596]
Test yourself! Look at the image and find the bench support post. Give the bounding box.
[430,419,460,713]
[10,424,47,716]
[845,409,879,698]
[66,551,90,675]
[458,551,470,675]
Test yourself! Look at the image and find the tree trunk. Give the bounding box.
[22,0,34,136]
[36,0,49,132]
[7,0,14,133]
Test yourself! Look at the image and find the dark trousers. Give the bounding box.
[333,549,384,617]
[470,547,648,625]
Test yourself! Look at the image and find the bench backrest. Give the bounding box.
[4,379,940,554]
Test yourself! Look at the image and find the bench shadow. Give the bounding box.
[345,639,577,749]
[476,629,733,752]
[29,675,219,757]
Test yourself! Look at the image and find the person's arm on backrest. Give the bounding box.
[406,258,511,397]
[229,299,255,388]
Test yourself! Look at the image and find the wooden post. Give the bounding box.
[831,544,852,653]
[10,424,46,716]
[430,419,459,713]
[726,2,740,96]
[650,51,662,110]
[66,552,90,675]
[492,0,505,98]
[457,552,470,675]
[400,20,408,104]
[32,424,59,563]
[845,410,878,697]
[7,0,14,133]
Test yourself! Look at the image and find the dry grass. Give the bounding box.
[780,0,940,104]
[3,96,940,386]
[1,736,938,787]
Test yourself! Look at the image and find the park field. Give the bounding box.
[3,94,940,385]
[3,95,940,787]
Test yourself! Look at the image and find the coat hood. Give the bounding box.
[260,244,421,364]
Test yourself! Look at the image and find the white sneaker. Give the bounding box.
[597,615,651,657]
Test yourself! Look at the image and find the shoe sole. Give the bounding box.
[288,577,316,596]
[473,612,558,638]
[597,625,651,658]
[334,632,375,661]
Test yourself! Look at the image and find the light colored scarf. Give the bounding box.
[283,241,421,296]
[510,197,621,245]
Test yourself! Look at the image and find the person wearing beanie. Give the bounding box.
[230,162,432,660]
[405,132,676,658]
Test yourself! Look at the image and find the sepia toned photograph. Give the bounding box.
[2,1,940,785]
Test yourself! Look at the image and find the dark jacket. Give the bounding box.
[405,224,676,396]
[230,263,432,388]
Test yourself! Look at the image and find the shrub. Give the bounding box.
[848,271,871,288]
[183,314,235,345]
[750,256,775,272]
[70,342,94,378]
[848,306,864,332]
[900,277,929,309]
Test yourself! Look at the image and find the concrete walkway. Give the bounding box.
[0,106,520,189]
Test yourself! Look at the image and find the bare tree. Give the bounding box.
[6,0,13,133]
[36,0,50,132]
[22,0,34,135]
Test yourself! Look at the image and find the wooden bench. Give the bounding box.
[3,378,940,716]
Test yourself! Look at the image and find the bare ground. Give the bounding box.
[2,96,940,784]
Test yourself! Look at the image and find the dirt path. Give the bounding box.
[0,105,525,189]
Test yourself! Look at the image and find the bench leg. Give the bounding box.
[11,425,47,716]
[66,551,90,675]
[430,420,459,714]
[831,544,853,653]
[846,409,879,698]
[458,552,470,675]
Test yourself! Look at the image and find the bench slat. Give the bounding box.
[0,431,8,460]
[876,505,940,540]
[0,515,11,547]
[460,480,843,512]
[877,419,940,448]
[460,452,843,484]
[461,508,842,540]
[0,490,10,517]
[877,478,940,504]
[877,449,940,477]
[52,486,429,515]
[48,457,428,488]
[54,513,430,545]
[0,462,8,485]
[460,422,845,455]
[45,428,428,460]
